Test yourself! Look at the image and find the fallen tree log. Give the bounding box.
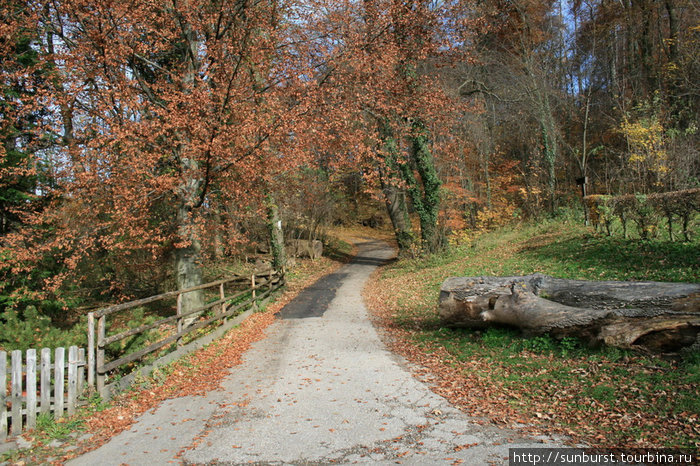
[438,274,700,353]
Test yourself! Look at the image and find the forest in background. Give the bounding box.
[1,0,698,349]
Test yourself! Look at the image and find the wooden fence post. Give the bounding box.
[96,315,106,398]
[77,348,85,398]
[88,312,95,390]
[26,349,37,429]
[177,292,183,347]
[1,351,7,440]
[219,283,226,316]
[67,346,78,415]
[54,347,65,420]
[251,274,257,309]
[11,350,22,435]
[40,348,51,414]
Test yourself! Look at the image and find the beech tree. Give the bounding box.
[2,0,317,313]
[307,0,461,254]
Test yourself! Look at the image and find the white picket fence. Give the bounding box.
[0,346,86,440]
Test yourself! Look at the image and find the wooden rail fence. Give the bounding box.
[88,269,285,398]
[1,346,86,440]
[0,270,283,439]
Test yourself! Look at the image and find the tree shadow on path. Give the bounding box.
[278,239,394,320]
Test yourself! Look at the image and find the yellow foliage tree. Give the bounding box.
[619,101,670,191]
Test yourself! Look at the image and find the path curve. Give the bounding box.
[71,239,563,465]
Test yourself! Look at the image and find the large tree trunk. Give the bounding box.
[175,21,205,328]
[410,119,442,252]
[266,193,287,271]
[378,121,415,253]
[439,274,700,353]
[381,180,414,251]
[175,199,205,328]
[175,150,204,327]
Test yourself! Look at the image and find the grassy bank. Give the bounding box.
[366,218,699,449]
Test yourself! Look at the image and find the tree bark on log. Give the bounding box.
[438,274,700,353]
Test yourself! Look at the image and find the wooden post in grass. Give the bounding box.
[96,316,106,397]
[251,274,257,310]
[88,312,95,390]
[220,282,226,316]
[177,292,184,347]
[77,348,85,399]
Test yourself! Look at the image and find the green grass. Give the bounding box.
[34,412,86,441]
[0,394,108,464]
[444,219,697,281]
[509,234,699,282]
[374,216,700,449]
[322,235,354,263]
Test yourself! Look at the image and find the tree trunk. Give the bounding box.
[664,0,678,63]
[410,119,442,252]
[213,225,224,260]
[633,0,655,93]
[266,194,287,271]
[380,172,413,251]
[173,19,205,328]
[378,121,415,252]
[175,202,204,328]
[539,99,558,214]
[439,274,700,353]
[175,154,204,327]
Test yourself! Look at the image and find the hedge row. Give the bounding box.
[584,188,700,241]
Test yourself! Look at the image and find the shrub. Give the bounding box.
[0,306,84,351]
[584,188,700,240]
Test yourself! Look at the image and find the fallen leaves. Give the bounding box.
[364,240,700,451]
[454,443,478,451]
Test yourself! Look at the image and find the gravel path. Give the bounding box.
[70,239,564,465]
